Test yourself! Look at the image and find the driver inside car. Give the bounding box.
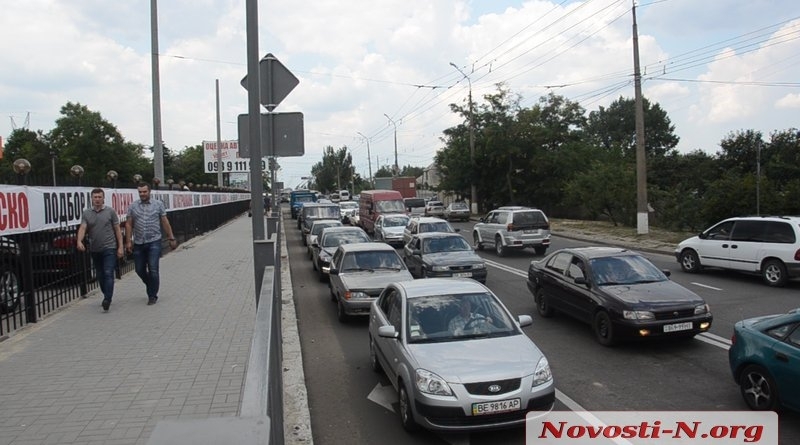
[448,300,492,335]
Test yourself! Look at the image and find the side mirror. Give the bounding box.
[518,315,533,328]
[698,232,708,240]
[454,228,461,232]
[378,325,399,339]
[574,276,589,287]
[411,249,421,256]
[662,269,671,277]
[329,267,339,275]
[479,217,486,223]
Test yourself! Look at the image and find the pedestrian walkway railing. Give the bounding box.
[0,194,249,340]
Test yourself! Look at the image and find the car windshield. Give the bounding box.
[306,206,340,219]
[383,215,410,227]
[589,255,668,285]
[322,231,370,247]
[311,222,341,236]
[341,251,404,272]
[423,236,471,253]
[420,222,453,233]
[376,199,406,213]
[340,202,358,209]
[406,293,516,343]
[296,195,314,203]
[450,202,468,210]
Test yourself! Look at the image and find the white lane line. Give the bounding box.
[484,259,527,278]
[691,282,724,291]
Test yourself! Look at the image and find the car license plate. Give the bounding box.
[453,272,472,278]
[472,398,521,416]
[523,229,539,234]
[664,322,693,333]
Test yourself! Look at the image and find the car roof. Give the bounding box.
[496,206,535,211]
[556,246,636,259]
[721,215,800,224]
[310,219,341,227]
[394,277,488,298]
[337,242,395,253]
[414,232,462,240]
[412,217,448,223]
[321,226,366,235]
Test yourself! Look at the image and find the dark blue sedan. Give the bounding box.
[729,308,800,412]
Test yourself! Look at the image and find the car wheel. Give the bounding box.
[739,364,780,410]
[761,259,788,287]
[535,288,554,318]
[399,383,419,432]
[495,236,506,257]
[0,263,22,314]
[369,335,382,373]
[534,246,547,256]
[593,310,616,346]
[329,284,337,302]
[318,268,326,282]
[473,233,483,251]
[337,300,349,322]
[679,249,701,273]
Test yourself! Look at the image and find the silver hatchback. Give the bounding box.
[368,279,555,432]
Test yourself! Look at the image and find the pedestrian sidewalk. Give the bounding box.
[0,215,285,445]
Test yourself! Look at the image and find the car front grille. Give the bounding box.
[449,265,473,272]
[654,308,695,320]
[464,378,520,396]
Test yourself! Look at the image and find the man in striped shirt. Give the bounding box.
[124,182,177,305]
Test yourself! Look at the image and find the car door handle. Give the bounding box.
[775,352,788,362]
[730,244,738,249]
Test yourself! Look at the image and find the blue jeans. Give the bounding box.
[133,240,162,300]
[91,248,117,302]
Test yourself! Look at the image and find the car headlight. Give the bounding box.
[431,265,449,272]
[623,310,654,320]
[415,369,453,396]
[694,304,710,315]
[472,263,486,269]
[532,356,552,387]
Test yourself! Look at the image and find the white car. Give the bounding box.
[374,214,410,247]
[675,216,800,287]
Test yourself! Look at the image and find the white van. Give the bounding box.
[339,190,351,201]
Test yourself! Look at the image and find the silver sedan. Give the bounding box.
[368,278,555,432]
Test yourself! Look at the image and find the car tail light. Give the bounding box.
[730,333,736,345]
[52,235,76,249]
[794,249,800,261]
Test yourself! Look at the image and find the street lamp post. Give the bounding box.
[756,142,761,216]
[70,165,84,187]
[383,114,399,176]
[106,170,118,189]
[449,62,477,215]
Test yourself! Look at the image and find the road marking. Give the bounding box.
[691,282,723,291]
[484,259,527,278]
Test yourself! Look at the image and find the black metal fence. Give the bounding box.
[0,200,249,339]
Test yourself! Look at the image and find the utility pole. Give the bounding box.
[215,79,223,187]
[632,2,648,234]
[357,131,373,187]
[450,62,478,215]
[150,0,165,184]
[383,114,398,176]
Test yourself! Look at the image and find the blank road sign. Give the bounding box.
[238,112,305,158]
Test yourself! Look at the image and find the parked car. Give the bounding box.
[728,308,800,412]
[0,236,22,314]
[444,202,470,222]
[403,233,487,283]
[403,217,457,246]
[473,206,550,256]
[527,247,713,346]
[368,278,555,432]
[311,226,371,281]
[424,200,445,217]
[339,201,359,224]
[675,216,800,287]
[328,242,413,322]
[374,214,410,247]
[306,220,343,259]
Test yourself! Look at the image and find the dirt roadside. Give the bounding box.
[549,218,696,256]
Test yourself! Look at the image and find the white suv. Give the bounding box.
[472,206,550,256]
[675,216,800,287]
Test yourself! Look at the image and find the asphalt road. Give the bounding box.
[288,217,800,445]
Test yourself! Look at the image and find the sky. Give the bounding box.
[2,0,800,190]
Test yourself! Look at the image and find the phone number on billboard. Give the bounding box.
[206,160,266,173]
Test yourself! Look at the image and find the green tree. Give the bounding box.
[310,146,353,193]
[1,128,52,184]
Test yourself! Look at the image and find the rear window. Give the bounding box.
[405,198,425,209]
[512,211,548,226]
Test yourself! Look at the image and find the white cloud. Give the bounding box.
[2,0,800,187]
